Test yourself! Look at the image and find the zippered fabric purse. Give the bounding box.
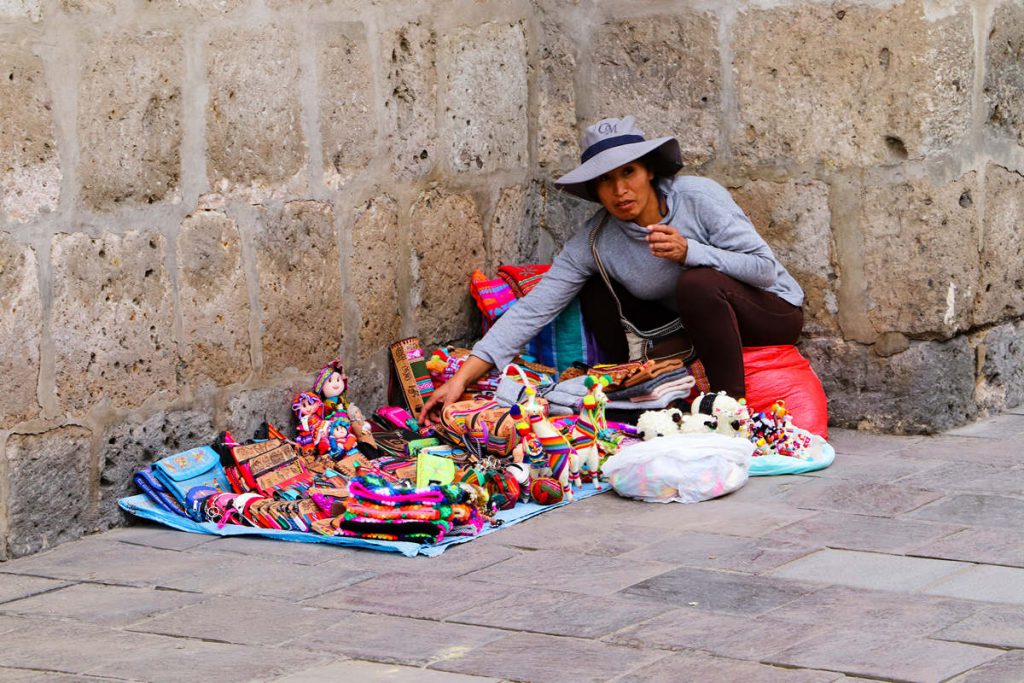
[152,446,231,504]
[133,466,186,516]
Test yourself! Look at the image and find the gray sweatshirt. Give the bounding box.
[471,175,805,369]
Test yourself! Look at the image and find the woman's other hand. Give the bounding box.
[646,224,688,264]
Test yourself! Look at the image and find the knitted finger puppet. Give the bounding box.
[513,386,579,501]
[292,392,325,450]
[569,375,609,490]
[512,413,548,482]
[681,392,750,438]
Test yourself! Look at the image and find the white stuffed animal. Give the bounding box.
[636,408,685,440]
[680,392,750,437]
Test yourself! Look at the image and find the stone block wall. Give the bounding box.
[0,0,1021,557]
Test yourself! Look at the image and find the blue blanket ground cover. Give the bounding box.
[120,483,610,558]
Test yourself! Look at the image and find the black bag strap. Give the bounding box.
[588,211,684,339]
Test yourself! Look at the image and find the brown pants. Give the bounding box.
[578,267,804,398]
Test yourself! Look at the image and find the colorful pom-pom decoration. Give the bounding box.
[530,477,564,505]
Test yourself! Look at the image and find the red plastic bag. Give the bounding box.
[743,345,828,438]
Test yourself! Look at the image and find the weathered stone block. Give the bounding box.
[382,22,437,178]
[60,0,114,13]
[488,185,535,270]
[0,42,60,222]
[592,13,720,168]
[51,232,176,413]
[411,189,484,346]
[224,384,305,441]
[534,6,579,169]
[318,23,376,188]
[800,335,976,433]
[985,3,1024,145]
[0,234,41,428]
[733,2,972,168]
[973,321,1024,413]
[255,201,343,372]
[176,211,251,386]
[859,173,978,337]
[78,31,182,209]
[0,1,41,20]
[7,426,93,557]
[145,0,247,14]
[976,165,1024,324]
[441,22,528,173]
[731,179,837,335]
[526,179,595,255]
[98,409,215,527]
[350,195,401,356]
[207,27,306,198]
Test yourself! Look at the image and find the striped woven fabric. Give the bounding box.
[470,270,517,327]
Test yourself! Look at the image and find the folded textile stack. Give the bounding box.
[323,474,487,543]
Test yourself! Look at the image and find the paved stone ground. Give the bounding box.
[2,412,1024,682]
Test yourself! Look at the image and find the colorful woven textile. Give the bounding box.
[470,270,517,329]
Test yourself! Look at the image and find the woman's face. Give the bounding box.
[594,162,657,224]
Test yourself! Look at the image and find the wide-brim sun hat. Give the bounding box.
[554,115,683,202]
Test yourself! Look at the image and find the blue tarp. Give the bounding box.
[748,442,835,477]
[119,482,610,558]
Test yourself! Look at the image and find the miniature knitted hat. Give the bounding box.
[555,115,682,202]
[313,360,346,395]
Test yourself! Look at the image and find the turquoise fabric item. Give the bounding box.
[749,442,835,476]
[118,483,610,558]
[524,297,590,373]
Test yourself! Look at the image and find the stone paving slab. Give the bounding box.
[922,564,1024,604]
[768,548,970,592]
[191,535,355,566]
[947,650,1024,682]
[623,566,821,616]
[0,583,206,628]
[908,526,1024,566]
[764,510,964,554]
[897,461,1024,497]
[428,632,667,683]
[464,549,677,597]
[282,611,507,667]
[827,429,922,455]
[607,607,829,661]
[764,628,1003,683]
[274,660,501,682]
[891,435,1023,465]
[908,493,1024,528]
[804,454,942,482]
[308,572,517,620]
[316,542,523,578]
[945,413,1024,439]
[619,531,816,573]
[102,526,219,552]
[613,650,844,683]
[157,553,376,600]
[0,574,67,605]
[780,478,943,517]
[761,585,980,635]
[447,587,672,639]
[932,604,1024,648]
[127,595,330,645]
[0,669,124,682]
[480,514,680,557]
[621,498,818,537]
[0,539,214,587]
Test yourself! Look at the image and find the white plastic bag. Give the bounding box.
[602,433,754,503]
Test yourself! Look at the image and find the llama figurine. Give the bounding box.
[570,375,609,490]
[511,387,580,501]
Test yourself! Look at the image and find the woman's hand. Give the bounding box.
[646,224,688,264]
[419,377,465,427]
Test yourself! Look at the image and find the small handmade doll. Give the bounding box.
[313,359,376,446]
[291,392,325,451]
[325,416,360,459]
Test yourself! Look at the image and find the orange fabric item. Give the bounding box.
[743,345,828,438]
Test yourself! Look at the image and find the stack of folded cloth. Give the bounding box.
[322,474,486,544]
[499,358,696,412]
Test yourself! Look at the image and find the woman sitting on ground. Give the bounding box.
[420,115,805,425]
